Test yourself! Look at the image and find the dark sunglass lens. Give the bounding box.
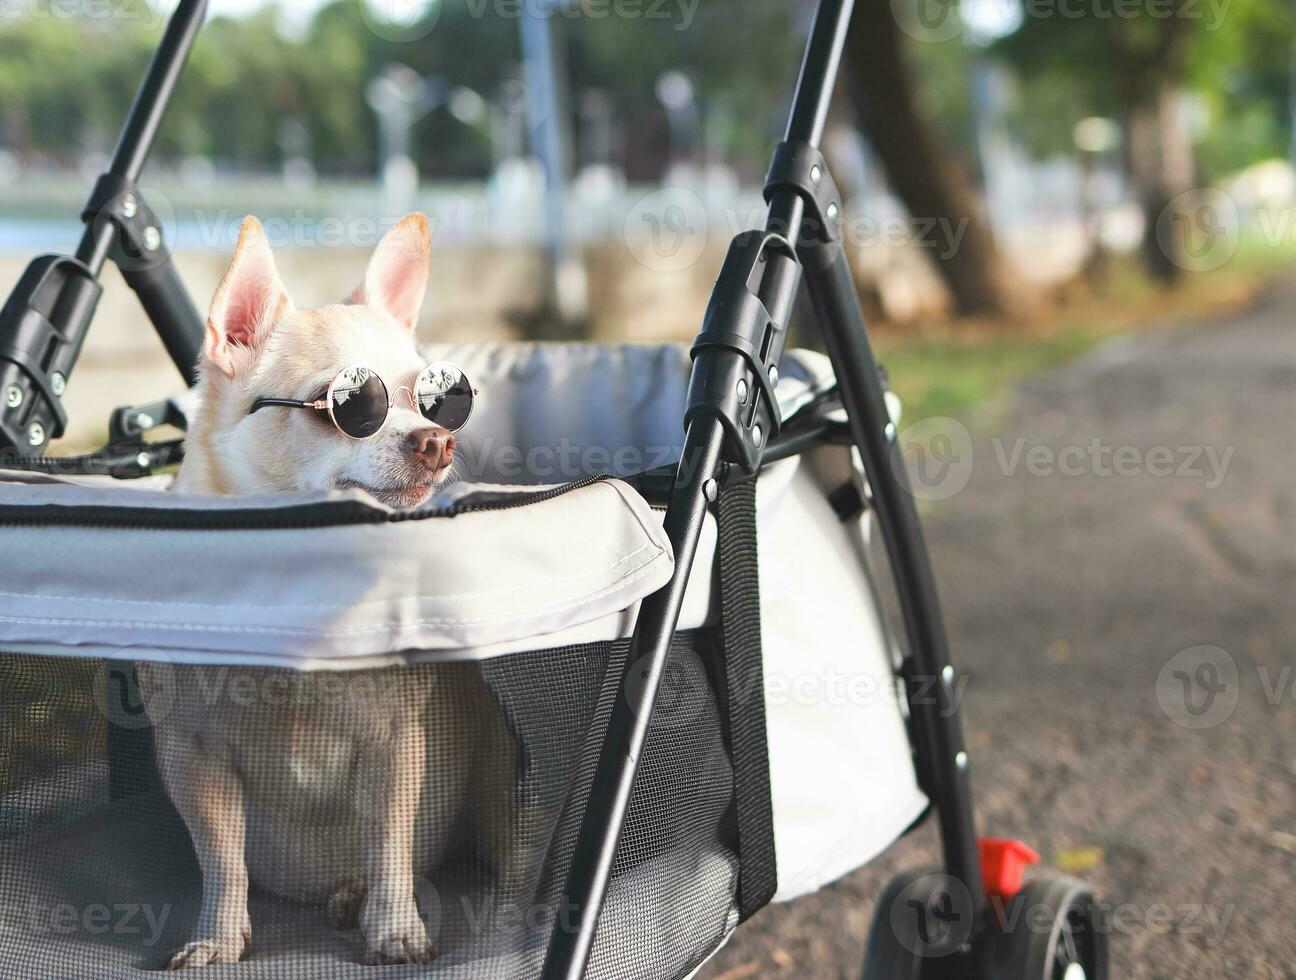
[330,367,389,438]
[415,362,474,431]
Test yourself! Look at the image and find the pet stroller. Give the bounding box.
[0,1,1109,977]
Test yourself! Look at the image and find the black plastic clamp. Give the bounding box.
[82,173,172,276]
[0,174,178,459]
[0,255,103,459]
[763,141,844,269]
[685,231,798,474]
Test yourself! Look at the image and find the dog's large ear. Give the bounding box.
[347,213,431,331]
[205,216,292,376]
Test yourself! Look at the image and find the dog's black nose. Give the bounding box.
[407,428,455,472]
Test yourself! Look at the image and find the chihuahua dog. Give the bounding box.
[140,214,509,969]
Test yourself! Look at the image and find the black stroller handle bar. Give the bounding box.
[77,0,210,276]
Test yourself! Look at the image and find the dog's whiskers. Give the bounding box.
[441,465,462,488]
[441,449,469,488]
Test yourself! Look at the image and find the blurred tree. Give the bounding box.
[576,0,801,180]
[0,0,810,181]
[362,0,519,180]
[295,2,383,174]
[5,0,1284,286]
[992,0,1296,281]
[1187,0,1296,178]
[0,16,144,160]
[844,0,1019,316]
[906,34,982,178]
[1110,10,1197,281]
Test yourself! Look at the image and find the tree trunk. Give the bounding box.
[843,0,1017,317]
[1125,92,1188,281]
[1110,18,1195,283]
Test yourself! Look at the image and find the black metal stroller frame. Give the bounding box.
[0,2,1107,978]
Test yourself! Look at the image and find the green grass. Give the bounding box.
[873,236,1296,424]
[876,326,1113,424]
[1232,227,1296,275]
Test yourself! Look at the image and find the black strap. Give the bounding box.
[716,476,778,918]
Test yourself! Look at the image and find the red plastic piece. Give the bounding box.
[979,838,1040,900]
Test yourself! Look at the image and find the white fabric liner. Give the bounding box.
[0,343,926,904]
[0,476,674,666]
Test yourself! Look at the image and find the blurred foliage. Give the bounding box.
[0,0,804,180]
[1187,0,1296,177]
[0,0,1289,185]
[991,0,1295,174]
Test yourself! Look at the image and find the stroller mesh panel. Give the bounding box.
[0,636,738,978]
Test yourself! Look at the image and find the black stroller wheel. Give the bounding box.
[985,876,1109,980]
[862,868,978,980]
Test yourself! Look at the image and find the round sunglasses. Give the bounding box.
[249,362,477,440]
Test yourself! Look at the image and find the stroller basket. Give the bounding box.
[0,345,924,979]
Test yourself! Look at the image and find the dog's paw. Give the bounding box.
[363,936,440,967]
[361,897,439,966]
[164,937,246,970]
[164,914,250,971]
[328,879,368,931]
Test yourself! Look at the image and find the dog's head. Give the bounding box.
[178,213,456,509]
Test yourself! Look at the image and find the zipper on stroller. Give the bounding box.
[0,472,612,531]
